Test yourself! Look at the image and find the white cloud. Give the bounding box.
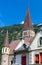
[20,21,24,24]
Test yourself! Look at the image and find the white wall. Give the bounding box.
[1,55,9,65]
[9,55,14,65]
[1,47,10,65]
[29,52,35,64]
[29,31,42,51]
[26,54,29,65]
[16,55,21,65]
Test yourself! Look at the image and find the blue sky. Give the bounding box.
[0,0,42,27]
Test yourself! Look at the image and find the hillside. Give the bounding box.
[0,24,38,59]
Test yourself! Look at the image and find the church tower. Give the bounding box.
[22,9,35,38]
[1,31,10,65]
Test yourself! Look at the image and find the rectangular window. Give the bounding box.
[40,53,42,63]
[24,32,27,36]
[40,37,42,45]
[35,54,39,64]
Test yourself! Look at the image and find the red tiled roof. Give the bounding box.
[9,37,33,54]
[9,40,20,54]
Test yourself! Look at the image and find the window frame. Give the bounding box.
[35,54,39,64]
[5,48,7,52]
[40,37,42,46]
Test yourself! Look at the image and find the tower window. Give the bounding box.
[5,48,7,52]
[24,32,27,36]
[2,48,4,53]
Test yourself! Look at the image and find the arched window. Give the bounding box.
[2,48,4,53]
[5,48,7,52]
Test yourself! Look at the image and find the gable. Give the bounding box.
[29,31,42,51]
[16,44,28,51]
[15,39,29,51]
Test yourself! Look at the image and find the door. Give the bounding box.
[22,56,26,65]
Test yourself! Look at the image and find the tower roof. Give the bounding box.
[22,10,34,31]
[3,30,9,47]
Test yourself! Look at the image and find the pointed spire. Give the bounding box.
[22,9,34,31]
[3,30,9,47]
